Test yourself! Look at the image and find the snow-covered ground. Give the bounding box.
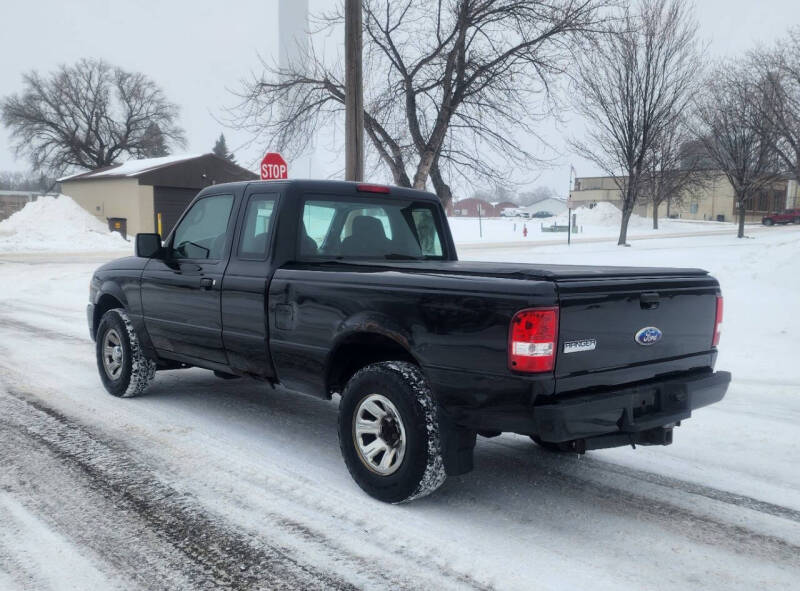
[1,223,799,589]
[449,202,735,245]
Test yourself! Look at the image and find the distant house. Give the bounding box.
[451,198,518,217]
[492,201,519,215]
[523,197,567,217]
[59,153,257,237]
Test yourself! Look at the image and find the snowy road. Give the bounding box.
[1,228,800,590]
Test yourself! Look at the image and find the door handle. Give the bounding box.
[200,278,215,290]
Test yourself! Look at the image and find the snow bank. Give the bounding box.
[0,195,131,253]
[553,202,652,229]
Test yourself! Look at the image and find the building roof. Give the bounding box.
[57,153,206,182]
[0,190,43,197]
[57,153,259,189]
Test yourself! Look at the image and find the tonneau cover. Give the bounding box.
[308,259,709,281]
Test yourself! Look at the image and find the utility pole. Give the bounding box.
[568,165,577,246]
[344,0,364,182]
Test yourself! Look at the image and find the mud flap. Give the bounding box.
[438,410,476,476]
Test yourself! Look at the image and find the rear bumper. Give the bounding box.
[534,370,731,443]
[447,369,730,445]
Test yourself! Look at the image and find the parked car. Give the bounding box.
[531,210,554,218]
[762,209,800,226]
[88,180,729,503]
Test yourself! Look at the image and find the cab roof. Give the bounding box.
[199,179,442,203]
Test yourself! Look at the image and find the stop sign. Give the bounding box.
[260,152,288,180]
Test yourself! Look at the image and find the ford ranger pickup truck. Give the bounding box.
[88,180,730,503]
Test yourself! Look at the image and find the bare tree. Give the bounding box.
[518,186,559,206]
[693,64,781,238]
[639,119,710,228]
[229,0,614,208]
[572,0,701,245]
[0,171,54,192]
[749,27,800,185]
[1,59,184,175]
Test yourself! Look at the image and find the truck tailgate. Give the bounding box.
[556,275,719,380]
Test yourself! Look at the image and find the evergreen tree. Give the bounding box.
[140,122,169,157]
[212,133,235,162]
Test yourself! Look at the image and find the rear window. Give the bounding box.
[299,196,446,260]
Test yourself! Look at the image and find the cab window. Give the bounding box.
[299,197,447,260]
[171,194,234,260]
[238,194,277,259]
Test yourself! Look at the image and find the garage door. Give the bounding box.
[153,187,199,237]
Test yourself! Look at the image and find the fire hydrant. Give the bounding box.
[523,224,528,238]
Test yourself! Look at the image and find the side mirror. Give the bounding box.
[135,233,163,258]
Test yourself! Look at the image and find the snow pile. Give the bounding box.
[0,195,131,253]
[552,202,652,230]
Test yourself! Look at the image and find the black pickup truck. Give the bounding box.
[88,180,730,502]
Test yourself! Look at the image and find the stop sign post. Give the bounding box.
[260,152,289,180]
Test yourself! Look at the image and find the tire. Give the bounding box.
[794,217,800,224]
[338,361,446,503]
[95,308,157,398]
[763,218,774,226]
[530,435,577,453]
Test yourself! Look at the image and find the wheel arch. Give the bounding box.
[325,330,420,397]
[92,290,126,339]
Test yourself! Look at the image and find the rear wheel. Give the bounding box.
[338,362,446,503]
[96,308,156,397]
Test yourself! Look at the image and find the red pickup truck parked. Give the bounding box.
[762,209,800,226]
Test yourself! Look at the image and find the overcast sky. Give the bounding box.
[1,0,798,196]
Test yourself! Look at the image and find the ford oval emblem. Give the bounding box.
[635,326,662,346]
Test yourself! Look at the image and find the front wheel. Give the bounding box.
[95,308,156,397]
[338,362,446,503]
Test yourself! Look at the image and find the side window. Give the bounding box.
[172,194,234,260]
[411,208,443,256]
[301,202,337,255]
[238,194,277,259]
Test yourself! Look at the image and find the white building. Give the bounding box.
[522,197,568,217]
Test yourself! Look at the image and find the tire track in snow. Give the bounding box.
[0,386,492,591]
[482,438,800,565]
[487,436,800,524]
[0,313,87,345]
[587,456,800,524]
[0,388,360,591]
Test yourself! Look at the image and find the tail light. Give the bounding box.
[509,307,559,373]
[712,295,723,347]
